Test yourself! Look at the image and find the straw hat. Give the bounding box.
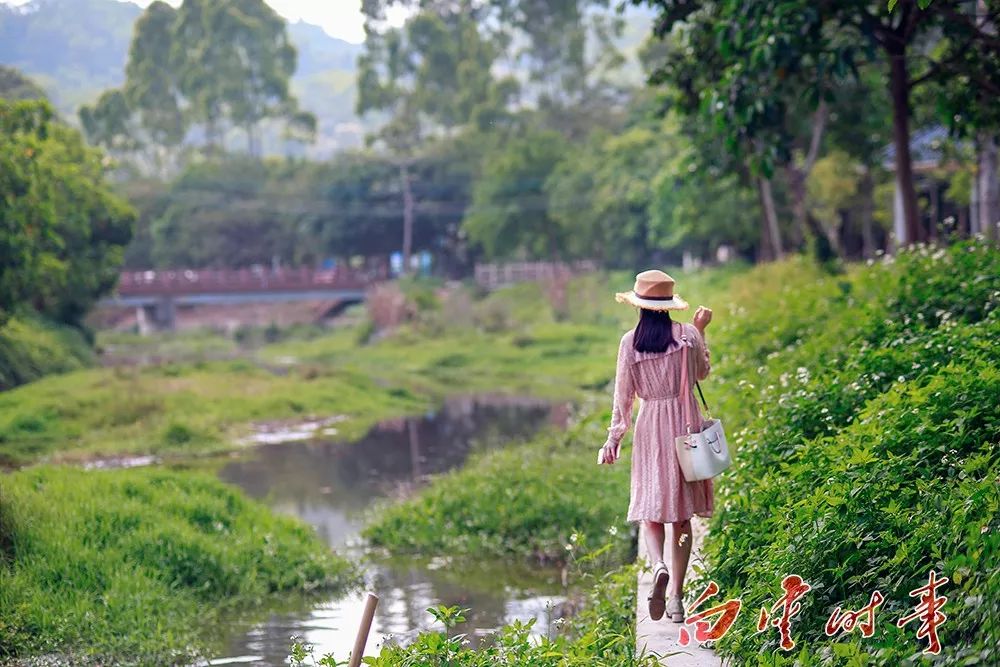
[615,269,689,311]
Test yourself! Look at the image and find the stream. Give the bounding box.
[205,395,572,666]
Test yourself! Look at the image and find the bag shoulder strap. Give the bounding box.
[695,380,709,413]
[680,334,710,415]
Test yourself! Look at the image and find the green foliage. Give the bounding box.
[132,141,478,269]
[0,466,359,663]
[547,123,664,265]
[150,157,306,267]
[0,98,134,326]
[0,315,93,390]
[464,128,569,259]
[291,562,660,667]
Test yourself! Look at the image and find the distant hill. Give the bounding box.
[0,0,365,154]
[0,0,142,113]
[0,0,654,157]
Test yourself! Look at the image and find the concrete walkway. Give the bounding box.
[636,517,723,666]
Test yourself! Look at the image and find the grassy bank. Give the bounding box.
[1,272,743,466]
[0,466,359,665]
[361,241,1000,664]
[364,412,635,564]
[702,242,1000,664]
[0,315,93,391]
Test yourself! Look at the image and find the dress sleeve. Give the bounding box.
[685,323,712,382]
[604,332,636,450]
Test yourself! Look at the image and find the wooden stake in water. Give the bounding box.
[349,592,379,667]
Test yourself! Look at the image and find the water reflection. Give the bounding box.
[211,396,570,666]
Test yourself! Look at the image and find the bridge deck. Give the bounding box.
[115,268,383,297]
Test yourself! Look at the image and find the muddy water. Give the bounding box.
[208,396,571,666]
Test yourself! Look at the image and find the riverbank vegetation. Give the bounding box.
[1,273,709,467]
[362,240,1000,664]
[0,315,93,390]
[0,466,358,664]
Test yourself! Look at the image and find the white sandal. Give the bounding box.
[666,595,685,623]
[647,561,669,621]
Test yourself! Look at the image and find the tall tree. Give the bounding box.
[636,0,1000,248]
[82,0,308,165]
[358,5,518,273]
[218,0,299,156]
[929,0,1000,241]
[123,0,186,169]
[79,89,140,155]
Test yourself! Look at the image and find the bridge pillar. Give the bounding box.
[136,297,176,334]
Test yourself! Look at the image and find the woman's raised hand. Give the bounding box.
[693,305,713,332]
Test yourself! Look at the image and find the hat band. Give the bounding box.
[635,292,674,301]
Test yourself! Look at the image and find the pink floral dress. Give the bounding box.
[603,320,714,524]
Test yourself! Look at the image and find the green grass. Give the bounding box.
[0,314,93,390]
[363,413,635,564]
[0,358,430,465]
[0,466,359,665]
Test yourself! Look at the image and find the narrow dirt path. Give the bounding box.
[636,518,723,666]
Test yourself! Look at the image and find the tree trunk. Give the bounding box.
[400,162,414,276]
[786,101,828,250]
[887,45,922,246]
[206,111,220,153]
[785,167,808,249]
[859,167,876,259]
[978,131,999,242]
[756,177,783,261]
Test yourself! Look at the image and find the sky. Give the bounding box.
[0,0,408,44]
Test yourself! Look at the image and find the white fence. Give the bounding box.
[473,260,598,290]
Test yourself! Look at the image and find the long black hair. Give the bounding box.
[633,308,675,353]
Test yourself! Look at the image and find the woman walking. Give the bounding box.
[598,270,714,623]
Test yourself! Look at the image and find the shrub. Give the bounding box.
[0,314,92,390]
[364,415,634,566]
[0,467,359,664]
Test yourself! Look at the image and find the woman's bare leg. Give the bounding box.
[642,520,666,566]
[669,519,692,596]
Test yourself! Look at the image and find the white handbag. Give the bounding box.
[674,336,731,482]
